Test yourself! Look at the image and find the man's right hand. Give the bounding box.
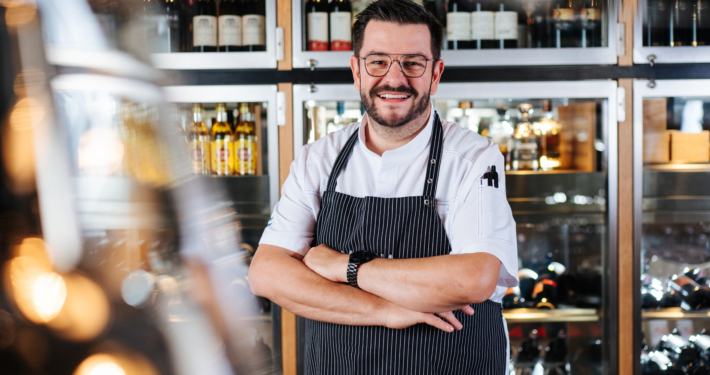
[383,302,475,332]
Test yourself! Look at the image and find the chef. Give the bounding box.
[249,0,519,373]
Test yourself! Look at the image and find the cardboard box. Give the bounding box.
[557,102,597,172]
[643,132,670,163]
[670,130,710,163]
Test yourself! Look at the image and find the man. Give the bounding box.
[249,0,518,373]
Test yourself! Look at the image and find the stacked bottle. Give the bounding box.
[305,0,353,51]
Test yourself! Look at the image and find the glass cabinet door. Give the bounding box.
[294,82,619,374]
[633,80,710,375]
[292,0,618,68]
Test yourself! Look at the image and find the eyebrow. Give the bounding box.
[365,51,432,58]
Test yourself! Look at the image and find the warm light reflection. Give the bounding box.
[1,97,44,193]
[32,272,67,321]
[4,4,36,28]
[74,355,126,375]
[46,274,111,341]
[77,127,125,176]
[5,238,54,323]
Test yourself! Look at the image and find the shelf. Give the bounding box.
[503,308,599,322]
[642,308,710,320]
[151,52,277,70]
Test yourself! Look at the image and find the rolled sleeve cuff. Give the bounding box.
[455,239,519,288]
[258,232,312,256]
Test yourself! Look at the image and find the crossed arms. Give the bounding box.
[248,243,501,332]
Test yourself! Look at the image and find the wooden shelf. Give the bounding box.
[643,308,710,320]
[503,308,600,322]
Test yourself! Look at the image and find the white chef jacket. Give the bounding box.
[260,106,520,303]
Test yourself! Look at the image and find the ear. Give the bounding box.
[350,55,361,93]
[428,59,445,96]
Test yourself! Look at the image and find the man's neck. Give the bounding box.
[364,106,431,156]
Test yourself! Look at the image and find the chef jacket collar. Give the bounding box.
[358,102,435,167]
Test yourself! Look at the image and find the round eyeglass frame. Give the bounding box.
[358,54,437,78]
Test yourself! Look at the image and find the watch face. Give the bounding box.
[351,251,376,264]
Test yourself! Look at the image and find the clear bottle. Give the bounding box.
[189,103,211,175]
[506,103,539,171]
[234,103,258,175]
[211,103,234,175]
[488,107,515,154]
[535,99,562,170]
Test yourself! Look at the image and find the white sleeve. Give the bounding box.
[448,146,519,288]
[258,145,319,256]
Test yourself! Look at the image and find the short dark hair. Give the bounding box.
[353,0,444,61]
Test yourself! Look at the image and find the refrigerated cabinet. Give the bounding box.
[633,80,710,375]
[292,82,619,374]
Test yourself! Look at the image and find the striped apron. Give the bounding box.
[305,113,507,375]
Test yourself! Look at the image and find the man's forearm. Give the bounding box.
[356,253,501,313]
[249,245,390,326]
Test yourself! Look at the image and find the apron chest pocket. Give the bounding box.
[478,183,513,242]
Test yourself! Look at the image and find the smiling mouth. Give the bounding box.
[379,94,411,99]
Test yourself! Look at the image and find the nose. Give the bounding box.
[380,59,410,87]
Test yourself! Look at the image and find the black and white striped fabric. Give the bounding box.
[305,113,507,375]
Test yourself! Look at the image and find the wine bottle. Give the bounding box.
[517,329,543,363]
[234,103,258,176]
[518,268,539,304]
[580,0,601,47]
[243,0,266,51]
[211,103,235,176]
[552,0,577,48]
[306,0,329,51]
[668,274,710,311]
[329,0,352,50]
[529,0,552,47]
[658,331,703,369]
[532,278,557,309]
[471,0,497,49]
[189,104,211,175]
[502,287,525,309]
[689,331,710,361]
[180,0,194,51]
[642,351,683,375]
[447,0,473,49]
[544,329,568,363]
[556,270,579,306]
[672,0,694,46]
[659,290,683,308]
[193,0,217,52]
[575,265,603,307]
[161,0,182,52]
[494,0,518,48]
[219,0,243,51]
[646,0,672,46]
[686,267,710,285]
[641,274,664,309]
[697,0,710,45]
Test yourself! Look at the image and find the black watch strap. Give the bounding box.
[347,251,376,289]
[346,262,361,288]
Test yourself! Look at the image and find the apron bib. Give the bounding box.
[305,113,507,375]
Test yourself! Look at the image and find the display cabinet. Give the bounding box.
[633,0,710,64]
[292,81,619,374]
[292,0,619,68]
[632,79,710,375]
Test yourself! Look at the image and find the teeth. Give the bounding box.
[380,94,409,99]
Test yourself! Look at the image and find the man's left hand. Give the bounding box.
[303,244,349,283]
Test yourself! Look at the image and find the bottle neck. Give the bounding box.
[216,108,228,122]
[193,110,203,123]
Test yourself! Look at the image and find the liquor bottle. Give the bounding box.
[488,107,515,154]
[667,274,710,310]
[494,0,518,48]
[234,103,258,176]
[211,103,234,175]
[672,0,694,46]
[535,99,562,170]
[447,0,473,49]
[645,0,672,46]
[471,0,497,49]
[193,0,217,52]
[517,329,543,363]
[658,330,703,369]
[544,329,568,363]
[243,0,266,51]
[161,0,182,53]
[580,0,601,47]
[506,103,539,171]
[189,104,211,175]
[306,0,329,51]
[698,0,710,46]
[641,274,664,309]
[329,0,352,50]
[552,0,578,48]
[219,0,243,51]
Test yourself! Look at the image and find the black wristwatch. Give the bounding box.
[347,251,377,289]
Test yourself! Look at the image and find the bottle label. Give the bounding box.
[211,140,234,175]
[308,12,329,50]
[553,8,576,21]
[190,139,209,174]
[580,8,600,21]
[235,137,257,175]
[243,14,266,46]
[471,11,495,39]
[219,15,242,46]
[330,12,352,50]
[447,12,472,41]
[494,11,518,39]
[193,15,217,47]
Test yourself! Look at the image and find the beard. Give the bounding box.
[361,82,431,128]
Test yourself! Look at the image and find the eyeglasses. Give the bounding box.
[358,54,436,78]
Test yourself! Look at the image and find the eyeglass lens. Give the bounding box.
[364,55,429,78]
